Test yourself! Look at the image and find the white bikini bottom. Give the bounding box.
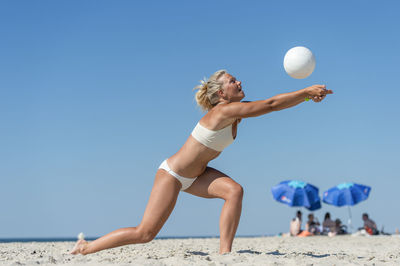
[159,160,197,191]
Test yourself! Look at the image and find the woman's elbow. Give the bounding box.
[263,103,277,113]
[269,104,280,112]
[264,99,279,112]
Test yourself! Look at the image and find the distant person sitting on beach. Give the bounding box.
[290,211,302,236]
[327,218,347,236]
[70,70,332,255]
[334,219,347,235]
[305,213,320,235]
[362,213,379,235]
[298,213,321,237]
[322,212,336,235]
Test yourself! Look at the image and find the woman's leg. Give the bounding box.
[71,169,181,255]
[184,167,243,254]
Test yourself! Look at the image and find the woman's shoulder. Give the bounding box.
[199,107,238,130]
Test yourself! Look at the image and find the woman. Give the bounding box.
[305,213,321,235]
[71,69,332,255]
[322,212,336,234]
[290,210,302,236]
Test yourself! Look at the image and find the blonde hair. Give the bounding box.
[193,69,227,111]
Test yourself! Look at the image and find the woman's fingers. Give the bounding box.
[318,88,333,97]
[320,89,333,96]
[306,85,333,100]
[311,95,326,102]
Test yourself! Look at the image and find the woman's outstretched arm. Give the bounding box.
[221,85,333,118]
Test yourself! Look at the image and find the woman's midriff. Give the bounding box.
[167,136,221,178]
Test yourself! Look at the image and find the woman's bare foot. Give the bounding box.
[70,239,88,255]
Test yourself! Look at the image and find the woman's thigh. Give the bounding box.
[139,169,181,233]
[184,167,241,199]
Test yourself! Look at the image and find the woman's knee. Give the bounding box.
[136,226,157,243]
[225,183,244,201]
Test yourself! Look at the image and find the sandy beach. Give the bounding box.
[1,235,399,265]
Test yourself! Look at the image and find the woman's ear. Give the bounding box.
[217,89,224,98]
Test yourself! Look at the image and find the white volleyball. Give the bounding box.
[283,46,316,79]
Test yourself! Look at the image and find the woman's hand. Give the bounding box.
[305,85,333,102]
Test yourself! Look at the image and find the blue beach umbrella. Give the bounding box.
[271,180,321,211]
[323,182,371,206]
[323,182,371,231]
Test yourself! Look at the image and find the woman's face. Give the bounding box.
[219,73,245,102]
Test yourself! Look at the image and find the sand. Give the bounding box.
[1,235,399,265]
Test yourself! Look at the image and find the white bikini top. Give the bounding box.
[191,122,235,152]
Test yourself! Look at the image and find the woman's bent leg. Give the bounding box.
[71,169,181,255]
[184,167,243,254]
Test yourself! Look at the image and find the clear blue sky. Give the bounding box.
[1,0,399,238]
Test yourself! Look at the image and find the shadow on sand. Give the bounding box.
[266,250,286,256]
[186,251,209,256]
[237,249,262,255]
[303,253,330,258]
